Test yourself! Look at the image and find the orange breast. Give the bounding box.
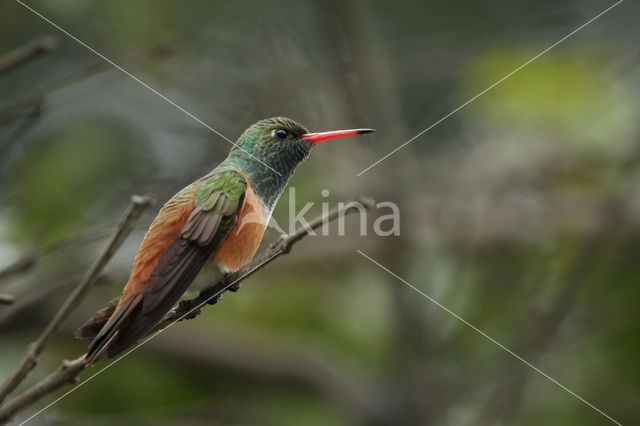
[212,184,266,271]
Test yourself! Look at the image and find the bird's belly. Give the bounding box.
[211,185,266,271]
[188,185,267,295]
[188,262,225,294]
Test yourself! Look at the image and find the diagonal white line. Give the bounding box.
[356,250,622,425]
[356,0,624,176]
[17,250,283,425]
[14,0,283,177]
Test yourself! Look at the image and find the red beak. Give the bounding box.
[302,128,375,144]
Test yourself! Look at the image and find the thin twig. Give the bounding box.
[0,276,78,325]
[0,257,36,286]
[0,194,155,404]
[0,224,126,287]
[0,357,85,425]
[0,195,373,423]
[0,39,175,124]
[0,36,58,76]
[0,293,15,305]
[0,274,106,327]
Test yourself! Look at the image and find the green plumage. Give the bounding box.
[183,170,247,244]
[195,170,246,211]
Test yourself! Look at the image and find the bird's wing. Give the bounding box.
[85,170,247,363]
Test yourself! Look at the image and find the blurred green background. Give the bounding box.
[1,0,638,424]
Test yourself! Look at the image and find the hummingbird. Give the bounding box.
[76,117,374,364]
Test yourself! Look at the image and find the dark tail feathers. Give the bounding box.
[74,297,119,340]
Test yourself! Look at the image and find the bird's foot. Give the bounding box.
[199,286,223,305]
[178,299,201,320]
[183,307,201,320]
[178,299,195,311]
[219,273,240,292]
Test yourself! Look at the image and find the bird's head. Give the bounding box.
[229,116,374,176]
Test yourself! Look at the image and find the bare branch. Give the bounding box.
[0,257,36,286]
[0,293,15,305]
[0,36,58,76]
[0,195,373,423]
[0,39,175,124]
[0,357,85,425]
[0,224,127,287]
[0,274,108,327]
[0,194,155,404]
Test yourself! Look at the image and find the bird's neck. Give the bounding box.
[216,155,296,219]
[239,160,292,213]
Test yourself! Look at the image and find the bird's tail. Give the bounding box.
[74,297,120,340]
[82,295,142,365]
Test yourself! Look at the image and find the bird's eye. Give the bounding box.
[274,129,288,139]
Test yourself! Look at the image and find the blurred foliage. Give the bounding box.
[1,0,639,425]
[464,48,636,156]
[9,118,143,248]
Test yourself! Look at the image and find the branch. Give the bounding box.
[0,195,373,423]
[0,274,109,327]
[0,256,35,286]
[0,293,15,305]
[0,224,125,287]
[0,357,85,425]
[0,39,174,124]
[0,194,155,404]
[0,36,58,76]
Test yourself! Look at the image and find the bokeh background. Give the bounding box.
[1,0,639,424]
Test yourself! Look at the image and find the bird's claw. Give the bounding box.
[199,286,223,305]
[179,299,194,311]
[183,307,201,320]
[177,299,201,320]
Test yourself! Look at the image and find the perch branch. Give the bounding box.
[0,36,58,76]
[0,194,155,404]
[0,196,373,423]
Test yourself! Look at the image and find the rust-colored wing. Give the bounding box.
[83,171,247,364]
